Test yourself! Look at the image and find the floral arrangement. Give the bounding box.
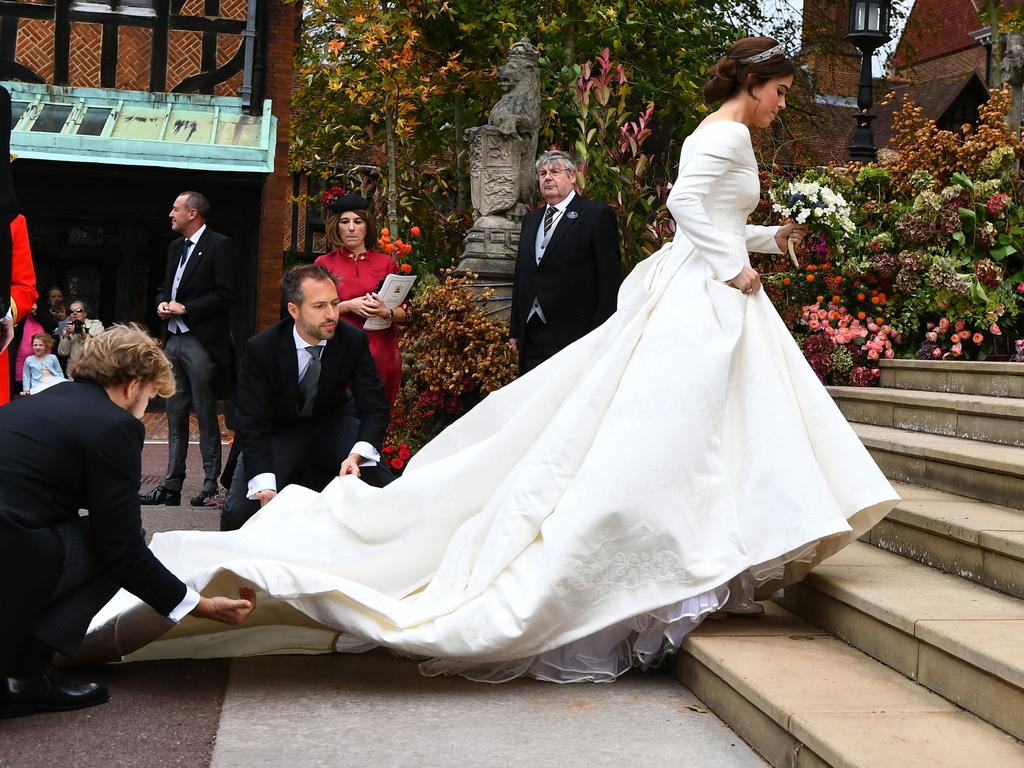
[377,227,416,274]
[383,271,518,465]
[759,89,1024,382]
[772,177,856,264]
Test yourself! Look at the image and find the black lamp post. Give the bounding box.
[846,0,892,162]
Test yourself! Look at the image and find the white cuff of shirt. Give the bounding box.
[352,441,379,467]
[168,586,201,622]
[247,472,277,500]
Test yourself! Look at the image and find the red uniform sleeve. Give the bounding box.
[9,214,37,324]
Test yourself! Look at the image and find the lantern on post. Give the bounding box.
[846,0,892,162]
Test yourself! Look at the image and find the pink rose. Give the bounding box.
[932,347,942,358]
[991,323,1002,336]
[867,349,880,360]
[951,342,963,356]
[885,349,894,359]
[926,331,938,342]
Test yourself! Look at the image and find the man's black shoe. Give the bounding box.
[139,485,181,506]
[1,668,109,718]
[189,489,217,507]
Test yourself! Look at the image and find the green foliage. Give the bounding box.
[291,0,780,263]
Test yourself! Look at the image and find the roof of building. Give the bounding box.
[5,81,277,173]
[891,0,1024,69]
[767,69,988,168]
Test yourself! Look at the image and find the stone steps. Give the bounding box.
[829,386,1024,447]
[869,482,1024,599]
[779,541,1024,743]
[879,359,1024,398]
[853,423,1024,510]
[672,603,1024,768]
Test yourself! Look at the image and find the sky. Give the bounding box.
[758,0,914,75]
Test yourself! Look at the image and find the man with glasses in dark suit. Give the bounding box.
[509,150,622,374]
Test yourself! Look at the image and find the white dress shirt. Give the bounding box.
[168,223,206,334]
[246,325,381,498]
[528,189,576,324]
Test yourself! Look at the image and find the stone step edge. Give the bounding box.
[869,507,1024,602]
[672,604,1024,768]
[829,386,1024,418]
[788,544,1024,741]
[854,423,1024,478]
[881,359,1024,375]
[802,542,1024,689]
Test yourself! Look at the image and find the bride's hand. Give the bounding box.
[726,266,761,295]
[775,223,808,255]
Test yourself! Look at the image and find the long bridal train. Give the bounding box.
[80,122,897,682]
[80,241,896,682]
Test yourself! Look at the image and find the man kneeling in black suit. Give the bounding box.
[0,325,256,718]
[220,263,390,531]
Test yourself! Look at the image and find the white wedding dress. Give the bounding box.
[81,120,897,682]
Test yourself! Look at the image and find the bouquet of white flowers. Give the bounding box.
[772,179,856,266]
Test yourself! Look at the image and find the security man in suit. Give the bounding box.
[141,191,237,507]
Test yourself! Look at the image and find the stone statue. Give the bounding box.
[1002,32,1024,142]
[458,39,542,303]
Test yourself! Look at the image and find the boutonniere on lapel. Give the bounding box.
[566,211,578,219]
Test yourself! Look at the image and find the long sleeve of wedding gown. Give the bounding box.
[666,125,782,277]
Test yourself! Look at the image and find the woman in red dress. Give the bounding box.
[314,191,408,405]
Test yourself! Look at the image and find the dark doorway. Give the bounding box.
[13,159,266,352]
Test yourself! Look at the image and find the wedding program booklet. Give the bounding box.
[363,273,417,330]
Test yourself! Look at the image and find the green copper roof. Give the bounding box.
[4,82,277,174]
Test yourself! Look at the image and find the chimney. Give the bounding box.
[799,0,863,99]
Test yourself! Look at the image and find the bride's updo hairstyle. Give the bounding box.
[703,37,795,105]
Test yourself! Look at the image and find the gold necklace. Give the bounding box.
[346,248,367,261]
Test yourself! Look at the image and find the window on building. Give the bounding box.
[71,0,156,18]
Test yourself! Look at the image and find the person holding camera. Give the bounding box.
[56,300,103,374]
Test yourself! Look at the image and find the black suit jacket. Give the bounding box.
[233,319,391,482]
[0,380,187,671]
[156,226,237,367]
[509,194,622,347]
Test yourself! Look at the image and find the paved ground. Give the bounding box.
[0,441,767,768]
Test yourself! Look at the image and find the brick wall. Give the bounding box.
[895,47,986,83]
[12,1,247,90]
[254,0,301,330]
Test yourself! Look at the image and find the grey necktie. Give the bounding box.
[297,345,322,416]
[543,205,556,237]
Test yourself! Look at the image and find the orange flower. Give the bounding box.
[973,332,984,344]
[875,317,884,324]
[807,264,816,272]
[383,243,395,254]
[871,296,879,305]
[816,295,824,303]
[410,226,421,237]
[402,242,413,255]
[857,292,866,301]
[853,279,861,287]
[857,311,867,320]
[831,295,841,304]
[782,277,791,286]
[807,274,815,283]
[400,263,413,274]
[380,228,391,239]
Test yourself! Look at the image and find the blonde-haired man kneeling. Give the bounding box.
[0,325,256,718]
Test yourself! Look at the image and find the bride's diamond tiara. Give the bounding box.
[739,43,786,65]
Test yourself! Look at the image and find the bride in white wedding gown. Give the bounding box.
[81,37,897,682]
